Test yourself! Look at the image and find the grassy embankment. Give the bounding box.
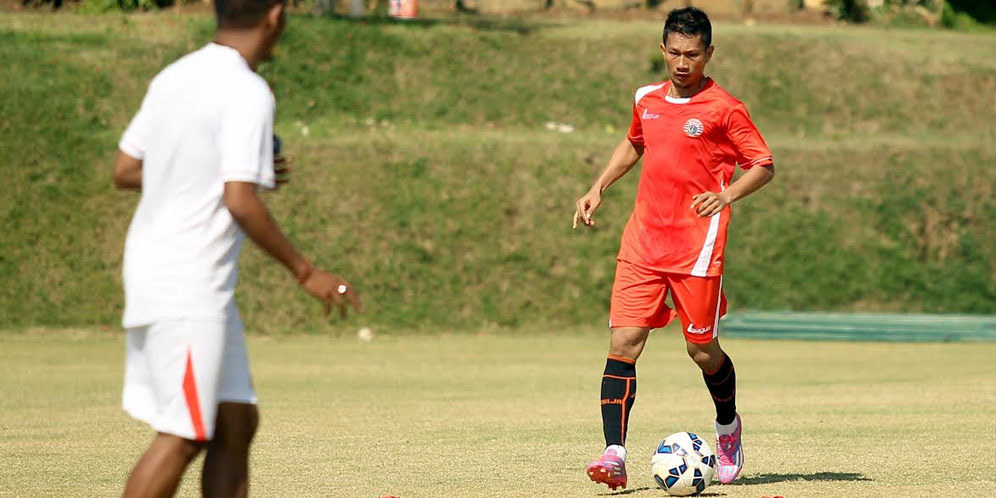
[1,14,993,333]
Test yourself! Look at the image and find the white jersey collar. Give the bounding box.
[205,42,251,69]
[664,77,711,105]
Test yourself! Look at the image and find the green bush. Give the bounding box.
[77,0,176,13]
[826,0,870,22]
[947,0,996,25]
[941,1,991,30]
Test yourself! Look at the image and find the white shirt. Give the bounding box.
[119,43,275,328]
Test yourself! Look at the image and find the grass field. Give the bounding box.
[1,13,994,333]
[2,329,995,497]
[1,13,993,495]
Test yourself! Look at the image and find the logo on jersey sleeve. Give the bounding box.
[683,118,704,138]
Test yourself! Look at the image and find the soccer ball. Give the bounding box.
[651,432,716,496]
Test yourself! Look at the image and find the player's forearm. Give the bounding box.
[723,164,774,204]
[114,171,142,190]
[113,152,143,190]
[224,186,310,280]
[591,139,643,194]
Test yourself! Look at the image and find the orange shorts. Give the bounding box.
[609,259,728,344]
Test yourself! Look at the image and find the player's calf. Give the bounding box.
[203,403,259,497]
[691,342,742,483]
[588,353,638,491]
[124,434,206,498]
[700,351,736,426]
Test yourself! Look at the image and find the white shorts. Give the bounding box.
[122,317,256,441]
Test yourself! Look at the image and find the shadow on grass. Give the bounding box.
[597,489,725,496]
[596,487,652,496]
[732,471,872,485]
[595,473,871,496]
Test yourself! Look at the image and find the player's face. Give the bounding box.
[661,33,714,91]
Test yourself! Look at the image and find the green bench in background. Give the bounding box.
[721,312,996,343]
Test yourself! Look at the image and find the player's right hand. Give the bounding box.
[273,154,293,190]
[301,269,363,319]
[573,189,602,229]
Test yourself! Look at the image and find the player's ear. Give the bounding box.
[265,2,285,31]
[659,42,666,56]
[704,44,714,63]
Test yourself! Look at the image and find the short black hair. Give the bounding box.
[215,0,285,29]
[663,7,712,49]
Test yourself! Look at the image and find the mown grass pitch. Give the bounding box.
[1,329,994,497]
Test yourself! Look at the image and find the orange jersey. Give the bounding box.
[620,78,772,276]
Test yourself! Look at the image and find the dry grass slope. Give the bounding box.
[0,14,993,333]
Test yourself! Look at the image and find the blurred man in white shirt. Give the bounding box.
[114,1,361,495]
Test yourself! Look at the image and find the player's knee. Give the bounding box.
[608,340,643,360]
[184,440,208,460]
[162,434,206,461]
[245,406,259,442]
[233,406,259,446]
[686,344,721,371]
[608,328,648,360]
[687,348,707,365]
[215,404,259,447]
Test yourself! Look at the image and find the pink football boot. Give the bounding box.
[586,447,627,490]
[716,413,744,484]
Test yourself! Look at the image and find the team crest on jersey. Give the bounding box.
[683,118,704,138]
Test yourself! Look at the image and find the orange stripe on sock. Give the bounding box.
[711,393,736,403]
[620,378,632,445]
[603,374,636,380]
[182,348,207,441]
[703,355,729,377]
[607,355,636,365]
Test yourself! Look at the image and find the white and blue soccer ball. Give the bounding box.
[650,432,717,496]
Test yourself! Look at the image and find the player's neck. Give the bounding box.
[214,31,265,71]
[668,76,708,99]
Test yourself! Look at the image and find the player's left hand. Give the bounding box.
[274,154,293,189]
[300,267,363,320]
[691,191,730,217]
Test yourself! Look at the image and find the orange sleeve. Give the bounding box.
[626,104,644,148]
[726,103,772,169]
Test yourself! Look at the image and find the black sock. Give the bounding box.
[600,356,637,448]
[703,353,737,425]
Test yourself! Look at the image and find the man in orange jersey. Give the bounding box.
[574,7,774,490]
